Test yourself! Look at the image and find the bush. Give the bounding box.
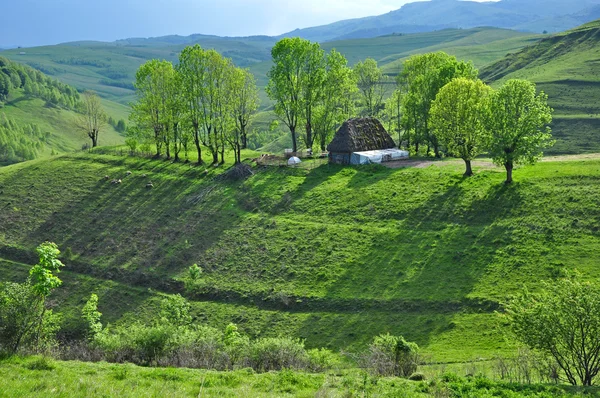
[248,337,309,372]
[307,348,339,372]
[409,372,426,381]
[364,333,419,377]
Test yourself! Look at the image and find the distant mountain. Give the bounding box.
[282,0,600,42]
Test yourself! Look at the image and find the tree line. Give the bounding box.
[128,45,260,165]
[0,114,48,165]
[0,56,80,110]
[268,42,553,183]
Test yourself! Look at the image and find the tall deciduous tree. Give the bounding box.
[430,78,491,176]
[131,59,175,157]
[385,90,404,147]
[178,44,207,164]
[506,276,600,386]
[267,37,325,153]
[354,58,387,117]
[485,79,554,184]
[76,91,106,148]
[229,68,259,162]
[399,52,478,157]
[199,50,234,165]
[313,50,356,152]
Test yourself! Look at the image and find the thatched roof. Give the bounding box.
[327,117,396,153]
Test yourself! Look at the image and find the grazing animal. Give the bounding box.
[126,171,132,176]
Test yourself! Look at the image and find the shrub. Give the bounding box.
[248,337,309,372]
[409,372,426,381]
[307,348,339,372]
[364,333,419,377]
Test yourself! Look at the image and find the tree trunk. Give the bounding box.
[91,136,97,148]
[193,125,202,164]
[504,162,513,184]
[305,121,313,152]
[241,124,247,150]
[463,159,473,177]
[291,127,298,153]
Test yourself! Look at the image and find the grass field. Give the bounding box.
[1,150,599,362]
[0,356,597,397]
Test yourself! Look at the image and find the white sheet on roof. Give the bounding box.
[351,148,409,164]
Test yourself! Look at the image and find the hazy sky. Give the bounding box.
[0,0,490,48]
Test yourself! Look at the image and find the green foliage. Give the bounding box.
[430,78,492,176]
[354,58,387,117]
[0,242,64,355]
[267,38,320,152]
[307,348,339,372]
[0,114,47,165]
[29,242,64,297]
[506,276,600,386]
[0,56,79,110]
[81,294,102,339]
[485,79,554,183]
[367,333,419,377]
[399,51,478,157]
[159,294,191,327]
[248,336,309,373]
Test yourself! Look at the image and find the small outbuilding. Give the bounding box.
[327,117,409,165]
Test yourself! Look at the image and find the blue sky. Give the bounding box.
[0,0,490,48]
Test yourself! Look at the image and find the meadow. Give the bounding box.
[1,149,599,363]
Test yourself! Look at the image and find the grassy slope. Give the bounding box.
[481,19,600,154]
[1,91,126,154]
[0,356,594,398]
[2,28,537,108]
[1,153,599,362]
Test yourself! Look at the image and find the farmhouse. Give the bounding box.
[327,117,409,165]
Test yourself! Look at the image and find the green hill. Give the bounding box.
[481,19,600,154]
[0,57,127,163]
[1,152,599,362]
[0,27,538,109]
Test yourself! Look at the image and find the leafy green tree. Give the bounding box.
[430,78,492,176]
[399,52,478,157]
[299,41,326,150]
[366,333,419,377]
[131,59,175,157]
[159,294,192,327]
[506,276,600,386]
[267,38,324,153]
[178,44,207,164]
[313,50,356,151]
[0,242,64,354]
[115,119,126,133]
[81,293,102,340]
[354,58,387,117]
[75,91,106,148]
[228,68,259,163]
[385,89,404,146]
[485,79,554,184]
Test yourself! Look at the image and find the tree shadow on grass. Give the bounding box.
[296,177,525,351]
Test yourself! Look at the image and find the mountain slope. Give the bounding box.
[283,0,600,42]
[1,152,600,361]
[481,19,600,153]
[1,27,538,111]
